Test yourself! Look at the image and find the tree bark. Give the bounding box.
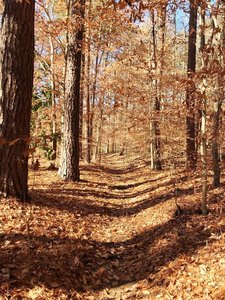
[46,0,57,161]
[200,5,208,215]
[86,0,91,163]
[186,0,198,170]
[0,0,35,200]
[49,33,57,160]
[90,50,104,161]
[150,9,163,170]
[94,103,103,162]
[211,0,225,188]
[79,51,85,159]
[59,0,85,180]
[211,100,222,187]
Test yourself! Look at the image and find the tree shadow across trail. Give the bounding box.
[31,183,194,218]
[0,213,221,294]
[30,162,192,218]
[81,164,139,175]
[1,158,224,297]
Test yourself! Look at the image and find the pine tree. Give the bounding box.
[59,0,85,180]
[0,0,35,200]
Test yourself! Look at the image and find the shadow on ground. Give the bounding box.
[0,213,221,293]
[29,164,191,217]
[30,183,194,218]
[1,159,224,295]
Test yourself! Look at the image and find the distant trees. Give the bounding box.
[34,0,66,162]
[0,0,35,200]
[0,0,224,202]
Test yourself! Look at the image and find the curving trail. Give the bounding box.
[0,154,224,299]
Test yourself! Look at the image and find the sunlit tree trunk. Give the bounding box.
[186,0,198,170]
[200,5,208,214]
[59,0,85,180]
[0,0,35,200]
[211,0,225,188]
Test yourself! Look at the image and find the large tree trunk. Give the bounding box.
[0,0,35,200]
[59,0,85,180]
[186,0,198,170]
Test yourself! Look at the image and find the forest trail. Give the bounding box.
[0,154,225,299]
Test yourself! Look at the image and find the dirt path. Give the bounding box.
[0,155,225,299]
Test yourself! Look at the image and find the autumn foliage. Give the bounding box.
[0,0,224,299]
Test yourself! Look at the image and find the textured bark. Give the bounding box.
[211,0,225,188]
[59,0,85,181]
[186,0,198,170]
[79,51,85,159]
[0,0,35,200]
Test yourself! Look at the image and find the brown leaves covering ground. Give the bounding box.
[0,154,225,299]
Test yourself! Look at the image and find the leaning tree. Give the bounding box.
[0,0,35,200]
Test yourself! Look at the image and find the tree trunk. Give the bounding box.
[200,6,208,215]
[86,0,92,163]
[49,33,57,160]
[211,0,225,188]
[59,0,85,180]
[212,100,222,188]
[186,0,198,170]
[0,0,35,200]
[47,0,57,161]
[94,106,103,162]
[150,9,162,170]
[79,51,85,159]
[90,50,104,161]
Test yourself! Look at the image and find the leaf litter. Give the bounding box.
[0,155,225,299]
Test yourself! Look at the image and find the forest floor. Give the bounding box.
[0,154,225,300]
